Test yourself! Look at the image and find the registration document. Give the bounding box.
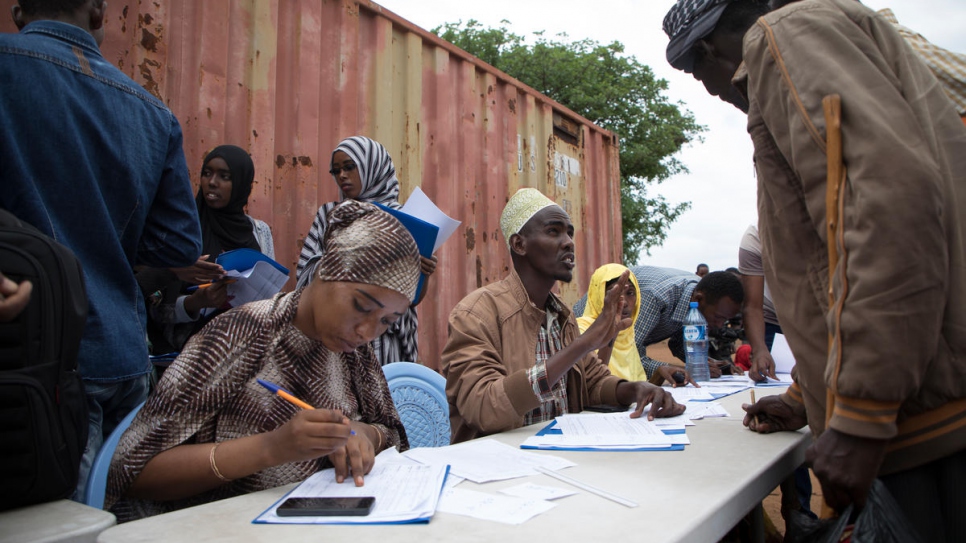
[254,460,449,524]
[520,412,677,450]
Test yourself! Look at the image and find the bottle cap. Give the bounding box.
[689,301,698,308]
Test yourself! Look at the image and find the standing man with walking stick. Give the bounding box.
[662,1,966,540]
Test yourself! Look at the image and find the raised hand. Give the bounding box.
[582,270,633,352]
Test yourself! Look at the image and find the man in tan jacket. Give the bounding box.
[441,188,683,444]
[664,0,966,539]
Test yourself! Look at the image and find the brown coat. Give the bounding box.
[441,270,622,443]
[737,0,966,474]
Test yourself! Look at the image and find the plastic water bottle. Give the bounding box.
[683,301,711,382]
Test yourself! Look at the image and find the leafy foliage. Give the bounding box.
[434,20,702,262]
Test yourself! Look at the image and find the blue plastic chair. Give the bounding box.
[382,362,450,448]
[83,401,145,509]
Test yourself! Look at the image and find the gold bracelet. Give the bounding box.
[209,442,232,482]
[371,425,385,452]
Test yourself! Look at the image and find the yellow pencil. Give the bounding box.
[750,390,761,427]
[195,278,237,290]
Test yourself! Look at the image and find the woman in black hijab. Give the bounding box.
[195,145,262,256]
[138,145,274,356]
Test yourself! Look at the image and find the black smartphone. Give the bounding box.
[276,496,376,517]
[583,404,627,413]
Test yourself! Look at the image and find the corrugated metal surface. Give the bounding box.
[0,0,622,369]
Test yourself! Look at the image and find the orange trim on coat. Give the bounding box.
[894,398,966,435]
[758,20,827,152]
[888,413,966,452]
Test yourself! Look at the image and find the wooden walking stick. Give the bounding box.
[821,93,846,519]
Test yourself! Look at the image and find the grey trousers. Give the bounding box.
[880,447,966,543]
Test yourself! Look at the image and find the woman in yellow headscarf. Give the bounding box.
[577,264,647,382]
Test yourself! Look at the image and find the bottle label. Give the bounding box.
[683,325,705,341]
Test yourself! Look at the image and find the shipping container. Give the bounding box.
[0,0,623,370]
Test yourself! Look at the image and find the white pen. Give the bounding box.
[535,466,638,508]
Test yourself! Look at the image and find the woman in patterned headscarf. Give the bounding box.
[296,136,437,366]
[107,201,421,522]
[577,264,648,382]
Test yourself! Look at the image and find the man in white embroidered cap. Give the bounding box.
[441,188,683,443]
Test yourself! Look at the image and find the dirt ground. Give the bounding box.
[647,339,823,538]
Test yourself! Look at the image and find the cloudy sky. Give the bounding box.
[377,0,966,273]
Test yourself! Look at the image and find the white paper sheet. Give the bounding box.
[769,333,797,373]
[686,402,731,420]
[667,386,716,402]
[437,487,556,525]
[403,439,575,484]
[498,483,577,501]
[223,260,288,308]
[401,187,462,253]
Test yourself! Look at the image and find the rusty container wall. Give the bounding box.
[0,0,622,370]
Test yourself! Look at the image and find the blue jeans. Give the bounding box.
[73,374,151,502]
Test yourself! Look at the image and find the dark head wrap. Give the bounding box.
[195,145,260,257]
[332,136,402,209]
[663,0,733,73]
[316,200,420,302]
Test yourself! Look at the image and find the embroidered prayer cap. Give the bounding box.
[500,188,561,249]
[316,200,421,302]
[663,0,733,73]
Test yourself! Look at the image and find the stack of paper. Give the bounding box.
[437,487,557,525]
[404,439,573,483]
[254,459,448,524]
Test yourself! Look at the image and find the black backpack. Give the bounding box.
[0,208,89,510]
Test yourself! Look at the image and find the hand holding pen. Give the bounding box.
[258,379,377,486]
[171,255,226,284]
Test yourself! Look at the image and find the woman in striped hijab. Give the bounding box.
[296,136,437,366]
[107,201,421,522]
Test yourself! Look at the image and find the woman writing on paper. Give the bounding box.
[296,136,437,366]
[108,201,418,522]
[137,145,274,355]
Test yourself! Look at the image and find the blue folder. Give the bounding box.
[519,420,686,452]
[215,248,289,275]
[374,204,439,302]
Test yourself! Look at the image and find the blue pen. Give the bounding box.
[257,379,354,434]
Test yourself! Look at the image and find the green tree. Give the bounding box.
[434,20,702,262]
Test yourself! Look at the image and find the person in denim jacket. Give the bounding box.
[0,0,202,499]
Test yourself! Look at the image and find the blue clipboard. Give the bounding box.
[251,465,451,525]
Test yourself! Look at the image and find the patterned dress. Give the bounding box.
[106,288,407,522]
